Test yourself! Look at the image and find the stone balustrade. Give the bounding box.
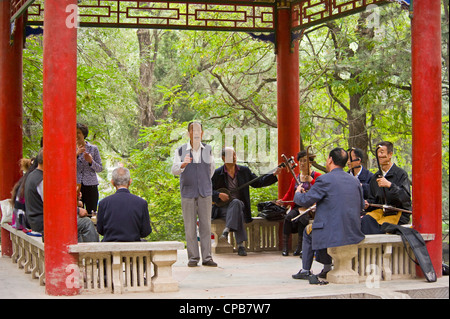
[68,241,184,294]
[327,233,435,284]
[211,217,282,253]
[2,223,184,294]
[2,223,45,286]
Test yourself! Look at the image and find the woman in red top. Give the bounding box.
[276,150,321,256]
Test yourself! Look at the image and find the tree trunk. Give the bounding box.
[136,29,159,127]
[347,91,369,168]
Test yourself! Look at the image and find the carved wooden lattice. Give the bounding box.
[11,0,395,32]
[11,0,276,32]
[292,0,389,30]
[10,0,399,34]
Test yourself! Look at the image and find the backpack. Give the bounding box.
[257,201,287,221]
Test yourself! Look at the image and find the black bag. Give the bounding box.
[380,223,437,282]
[257,202,287,221]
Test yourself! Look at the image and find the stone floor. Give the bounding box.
[1,248,448,300]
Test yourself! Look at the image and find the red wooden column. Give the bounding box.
[276,3,300,199]
[0,1,24,257]
[411,0,442,277]
[42,0,79,295]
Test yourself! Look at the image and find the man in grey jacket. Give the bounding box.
[292,147,365,281]
[171,122,217,267]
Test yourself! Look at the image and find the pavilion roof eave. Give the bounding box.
[291,0,391,32]
[11,0,278,33]
[11,0,398,34]
[25,20,276,33]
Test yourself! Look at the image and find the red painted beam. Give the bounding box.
[276,6,300,199]
[411,0,442,277]
[42,0,80,295]
[0,1,23,257]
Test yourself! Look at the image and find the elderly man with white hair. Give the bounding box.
[97,167,152,242]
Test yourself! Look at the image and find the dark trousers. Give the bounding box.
[283,207,310,235]
[80,184,99,214]
[301,229,332,271]
[361,214,384,234]
[216,199,247,243]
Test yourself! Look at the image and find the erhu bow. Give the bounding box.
[306,145,312,177]
[214,162,286,208]
[375,145,388,207]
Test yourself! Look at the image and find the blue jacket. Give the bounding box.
[97,188,152,242]
[348,166,374,199]
[294,168,365,250]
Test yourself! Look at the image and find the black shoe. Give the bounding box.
[202,260,218,267]
[282,250,289,256]
[308,274,329,285]
[220,231,229,240]
[292,270,311,280]
[188,261,198,267]
[318,269,330,279]
[293,249,301,256]
[238,246,247,256]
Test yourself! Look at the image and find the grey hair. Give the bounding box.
[112,167,130,187]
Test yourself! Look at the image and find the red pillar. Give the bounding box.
[276,4,300,199]
[411,0,442,277]
[0,2,23,257]
[42,0,79,295]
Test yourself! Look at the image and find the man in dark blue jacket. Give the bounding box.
[347,147,374,199]
[292,147,365,281]
[97,167,152,242]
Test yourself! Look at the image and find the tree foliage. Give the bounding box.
[20,3,449,241]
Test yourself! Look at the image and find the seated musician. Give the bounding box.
[211,147,282,256]
[347,147,374,199]
[276,150,321,256]
[361,141,412,234]
[292,148,364,282]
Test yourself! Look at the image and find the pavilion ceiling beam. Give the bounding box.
[10,0,35,23]
[14,0,277,32]
[11,0,397,33]
[291,0,390,31]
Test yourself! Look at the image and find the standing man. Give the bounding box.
[347,147,374,199]
[292,148,365,281]
[361,141,412,234]
[97,167,152,242]
[171,122,217,267]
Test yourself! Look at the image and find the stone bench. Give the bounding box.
[327,233,435,284]
[211,217,281,253]
[1,224,45,286]
[69,241,184,294]
[2,224,184,294]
